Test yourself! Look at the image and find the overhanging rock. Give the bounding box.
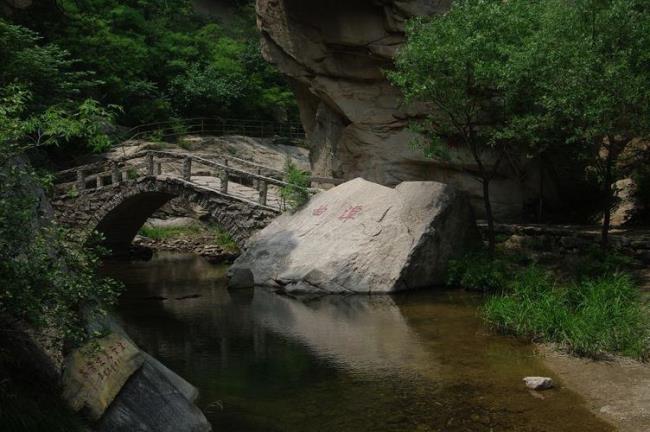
[232,178,479,293]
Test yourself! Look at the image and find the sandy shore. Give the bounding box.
[539,345,650,431]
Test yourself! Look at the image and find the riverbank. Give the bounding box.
[539,344,650,432]
[133,217,240,263]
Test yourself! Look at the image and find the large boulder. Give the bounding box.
[232,178,478,293]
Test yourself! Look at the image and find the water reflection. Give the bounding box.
[252,290,435,377]
[104,253,613,432]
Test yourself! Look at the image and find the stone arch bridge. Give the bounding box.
[52,151,339,253]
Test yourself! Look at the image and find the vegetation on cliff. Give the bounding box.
[2,0,296,155]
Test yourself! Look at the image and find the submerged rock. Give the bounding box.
[232,178,478,293]
[524,376,554,390]
[228,267,255,289]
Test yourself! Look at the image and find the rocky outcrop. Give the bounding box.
[232,178,478,293]
[256,0,554,219]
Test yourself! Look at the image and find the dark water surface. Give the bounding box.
[102,252,612,432]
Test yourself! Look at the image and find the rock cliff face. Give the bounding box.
[256,0,551,219]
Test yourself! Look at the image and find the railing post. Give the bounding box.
[258,181,267,206]
[156,162,162,175]
[146,152,154,176]
[221,168,229,194]
[111,162,121,185]
[182,157,192,180]
[76,169,86,192]
[96,175,104,189]
[255,168,261,190]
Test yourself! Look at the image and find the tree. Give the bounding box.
[526,0,650,248]
[388,0,544,253]
[0,93,121,345]
[4,0,298,126]
[0,20,117,154]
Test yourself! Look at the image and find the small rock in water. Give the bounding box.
[228,267,254,289]
[523,376,554,390]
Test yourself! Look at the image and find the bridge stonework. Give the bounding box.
[52,176,278,252]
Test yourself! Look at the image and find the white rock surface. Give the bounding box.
[232,178,478,293]
[524,376,554,390]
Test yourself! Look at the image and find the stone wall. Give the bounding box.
[256,0,556,220]
[482,222,650,265]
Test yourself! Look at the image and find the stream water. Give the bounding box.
[102,252,613,432]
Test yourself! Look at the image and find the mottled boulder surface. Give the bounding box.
[256,0,555,219]
[232,178,479,293]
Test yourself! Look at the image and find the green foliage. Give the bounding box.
[388,0,547,250]
[0,146,121,345]
[125,167,139,180]
[138,225,202,240]
[389,0,546,158]
[280,160,311,211]
[390,0,650,236]
[5,1,297,126]
[0,20,118,154]
[211,226,239,253]
[447,252,510,293]
[484,270,648,359]
[138,223,239,252]
[528,0,650,148]
[569,247,634,280]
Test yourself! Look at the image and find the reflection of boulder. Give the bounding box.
[251,289,434,375]
[233,178,478,293]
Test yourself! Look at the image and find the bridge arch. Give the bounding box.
[53,177,279,253]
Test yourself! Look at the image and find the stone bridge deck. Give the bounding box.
[52,151,340,252]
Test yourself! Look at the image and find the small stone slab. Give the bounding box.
[524,376,554,390]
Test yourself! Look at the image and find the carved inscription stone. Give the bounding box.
[62,333,144,420]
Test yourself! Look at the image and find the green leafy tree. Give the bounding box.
[388,0,544,252]
[524,0,650,247]
[1,71,122,344]
[4,1,297,126]
[0,20,117,154]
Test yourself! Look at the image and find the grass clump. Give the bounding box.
[138,223,239,253]
[450,248,648,359]
[280,159,311,211]
[447,251,512,292]
[484,269,649,360]
[212,226,238,252]
[138,225,202,240]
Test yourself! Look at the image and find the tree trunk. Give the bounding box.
[482,177,496,254]
[537,156,545,222]
[601,147,614,250]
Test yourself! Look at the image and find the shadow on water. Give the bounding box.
[102,252,613,432]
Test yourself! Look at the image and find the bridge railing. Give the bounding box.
[120,117,306,144]
[55,151,340,212]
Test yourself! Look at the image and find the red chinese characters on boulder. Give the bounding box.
[312,204,328,216]
[338,205,363,222]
